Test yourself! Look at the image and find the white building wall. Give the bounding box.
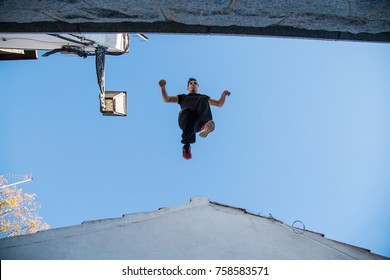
[0,197,387,260]
[0,33,129,53]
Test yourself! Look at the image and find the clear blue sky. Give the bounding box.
[1,34,389,258]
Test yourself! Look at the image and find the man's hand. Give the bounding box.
[159,79,166,88]
[222,90,231,97]
[159,79,178,103]
[209,90,231,107]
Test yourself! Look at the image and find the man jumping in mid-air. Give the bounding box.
[159,77,231,159]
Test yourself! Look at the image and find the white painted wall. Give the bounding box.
[0,33,129,53]
[0,197,387,260]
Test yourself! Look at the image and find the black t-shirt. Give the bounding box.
[177,93,210,109]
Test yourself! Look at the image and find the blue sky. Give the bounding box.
[1,34,389,258]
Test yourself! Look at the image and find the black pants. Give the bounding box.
[178,97,213,144]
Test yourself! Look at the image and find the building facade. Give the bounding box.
[0,197,387,260]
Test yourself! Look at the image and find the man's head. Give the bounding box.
[187,77,199,93]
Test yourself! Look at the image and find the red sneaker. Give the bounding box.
[199,120,215,138]
[182,144,192,160]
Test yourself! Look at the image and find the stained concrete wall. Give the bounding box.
[0,0,389,42]
[0,197,387,260]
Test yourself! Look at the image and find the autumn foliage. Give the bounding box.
[0,177,49,238]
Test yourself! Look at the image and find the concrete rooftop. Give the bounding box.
[0,0,389,42]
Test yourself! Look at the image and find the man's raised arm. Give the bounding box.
[209,90,231,107]
[159,79,178,103]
